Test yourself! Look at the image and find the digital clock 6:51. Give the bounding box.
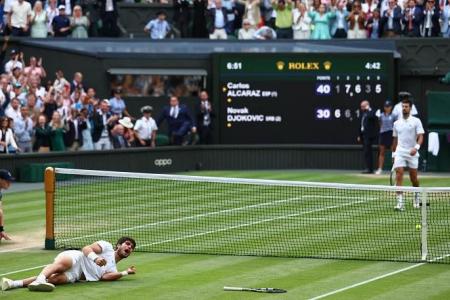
[226,62,243,70]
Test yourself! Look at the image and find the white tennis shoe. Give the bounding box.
[28,281,55,292]
[1,278,13,291]
[394,203,405,211]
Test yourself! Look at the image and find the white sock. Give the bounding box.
[397,194,403,205]
[12,280,23,288]
[36,274,46,283]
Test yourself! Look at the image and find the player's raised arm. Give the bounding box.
[101,266,136,281]
[82,242,107,266]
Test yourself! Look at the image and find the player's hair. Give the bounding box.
[401,98,413,107]
[115,236,136,250]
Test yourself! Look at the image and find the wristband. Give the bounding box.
[121,271,128,276]
[392,152,396,158]
[0,226,3,232]
[414,144,420,150]
[87,252,99,262]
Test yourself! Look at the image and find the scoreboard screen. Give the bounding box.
[214,53,395,144]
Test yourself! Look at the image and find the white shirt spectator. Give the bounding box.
[46,5,59,33]
[238,27,255,39]
[393,115,425,154]
[5,104,21,123]
[134,116,158,140]
[4,60,23,74]
[0,128,18,153]
[64,0,72,15]
[10,0,32,28]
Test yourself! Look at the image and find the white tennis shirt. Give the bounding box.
[393,115,424,155]
[82,240,117,281]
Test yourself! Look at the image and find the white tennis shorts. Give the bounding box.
[54,250,83,283]
[393,153,419,169]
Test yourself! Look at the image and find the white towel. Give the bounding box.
[428,132,440,156]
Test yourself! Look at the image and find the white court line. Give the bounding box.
[0,246,40,253]
[308,253,450,300]
[0,265,46,277]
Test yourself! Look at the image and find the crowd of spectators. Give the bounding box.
[0,0,447,39]
[0,38,214,154]
[161,0,450,39]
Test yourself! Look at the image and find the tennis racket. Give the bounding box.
[224,286,287,293]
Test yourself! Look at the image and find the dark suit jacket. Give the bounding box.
[207,7,229,33]
[359,109,378,139]
[381,6,403,35]
[91,111,113,143]
[0,91,10,117]
[111,135,129,149]
[195,101,215,129]
[421,7,441,36]
[402,6,423,36]
[156,104,195,135]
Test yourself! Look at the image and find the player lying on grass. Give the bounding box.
[2,236,136,292]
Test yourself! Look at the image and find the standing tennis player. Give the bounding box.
[392,98,424,211]
[2,236,136,292]
[0,169,14,241]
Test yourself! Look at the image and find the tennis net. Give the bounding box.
[45,168,450,263]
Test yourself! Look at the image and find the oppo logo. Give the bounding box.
[154,159,173,167]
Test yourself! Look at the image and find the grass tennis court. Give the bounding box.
[1,170,450,299]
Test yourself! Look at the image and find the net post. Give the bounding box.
[421,189,428,261]
[45,167,55,250]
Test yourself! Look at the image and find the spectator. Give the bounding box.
[33,114,50,152]
[173,0,191,37]
[331,0,349,38]
[78,107,94,151]
[272,0,293,39]
[0,116,18,153]
[53,70,69,95]
[30,1,47,38]
[443,0,450,37]
[367,8,382,38]
[92,99,116,150]
[118,116,136,147]
[292,2,311,39]
[45,0,58,35]
[362,0,377,19]
[25,93,40,124]
[4,50,23,74]
[52,5,70,37]
[11,82,25,106]
[99,0,120,37]
[109,87,129,118]
[222,0,237,34]
[134,105,157,148]
[347,1,367,39]
[238,18,256,39]
[375,100,395,174]
[5,97,20,123]
[208,0,228,39]
[196,90,214,144]
[192,0,208,37]
[111,124,129,149]
[380,0,403,37]
[14,106,33,152]
[41,87,58,123]
[8,0,32,36]
[358,100,378,174]
[49,110,66,151]
[144,11,171,39]
[70,72,84,94]
[239,0,261,29]
[0,77,10,118]
[403,0,423,37]
[156,96,196,146]
[261,0,275,28]
[421,0,440,37]
[63,109,78,151]
[24,56,46,79]
[253,25,277,39]
[309,3,336,39]
[71,5,89,38]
